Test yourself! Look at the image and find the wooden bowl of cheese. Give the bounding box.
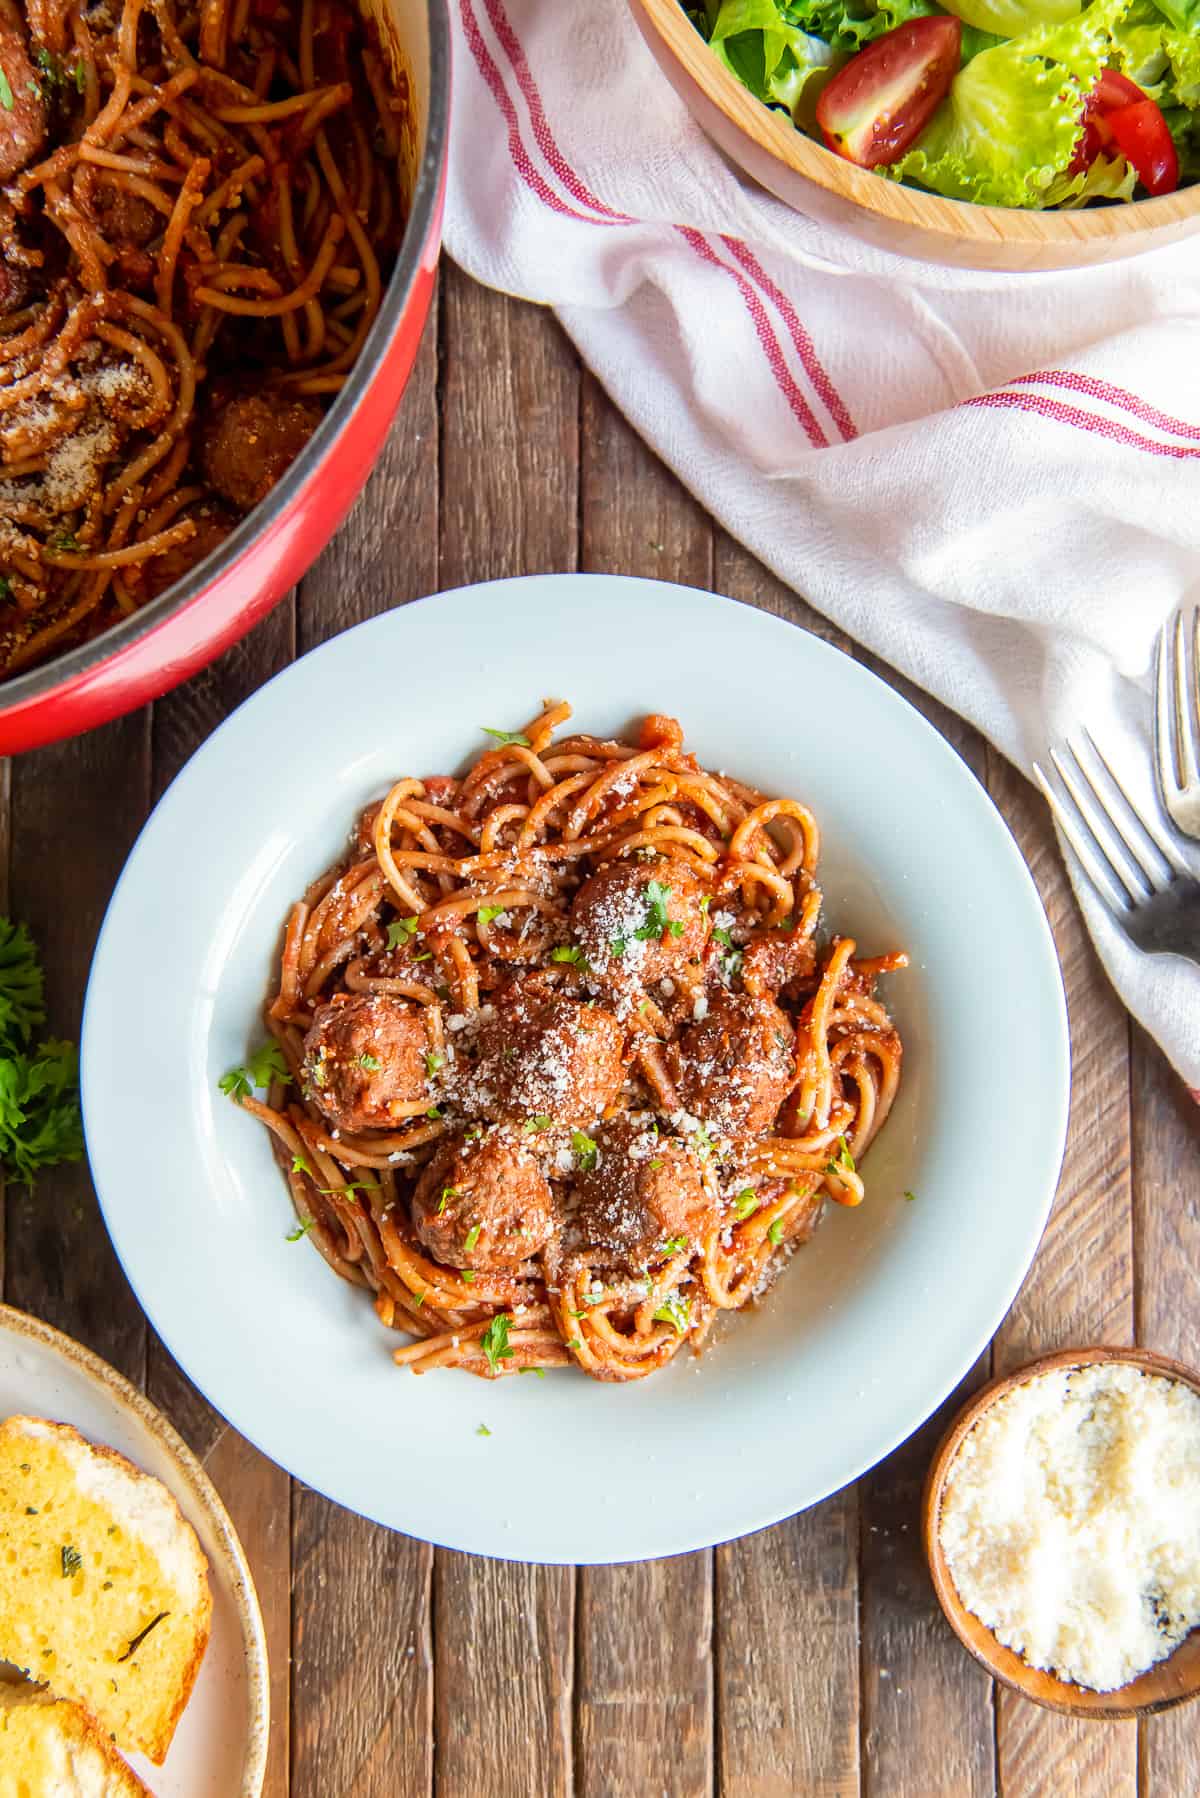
[923,1346,1200,1718]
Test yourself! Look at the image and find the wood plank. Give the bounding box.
[710,541,862,1798]
[149,594,297,1798]
[288,301,442,1798]
[847,676,995,1798]
[431,271,580,1798]
[0,754,10,1283]
[988,749,1136,1798]
[5,717,151,1386]
[1131,1028,1200,1798]
[292,1491,433,1797]
[575,376,714,1798]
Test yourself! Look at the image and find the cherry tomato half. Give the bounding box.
[1070,69,1179,196]
[815,17,962,169]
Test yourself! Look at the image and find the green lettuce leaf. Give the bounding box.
[947,0,1084,42]
[890,0,1133,206]
[1043,149,1139,200]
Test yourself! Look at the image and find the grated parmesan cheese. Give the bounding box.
[939,1363,1200,1691]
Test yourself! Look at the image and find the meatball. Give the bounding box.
[740,931,817,1000]
[136,508,232,602]
[572,1118,716,1274]
[0,2,46,182]
[669,991,795,1138]
[411,1127,555,1271]
[570,855,710,987]
[447,979,625,1129]
[302,993,432,1133]
[199,390,323,513]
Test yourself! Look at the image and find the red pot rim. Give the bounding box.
[0,0,452,722]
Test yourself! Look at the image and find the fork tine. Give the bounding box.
[1051,743,1158,903]
[1174,605,1200,790]
[1033,760,1135,915]
[1156,610,1183,799]
[1079,727,1190,882]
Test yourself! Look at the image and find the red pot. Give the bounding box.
[0,1,451,756]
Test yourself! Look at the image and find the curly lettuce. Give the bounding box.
[888,0,1141,205]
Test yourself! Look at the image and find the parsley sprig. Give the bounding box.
[482,727,531,748]
[652,1294,690,1335]
[571,1129,598,1172]
[480,1314,514,1374]
[0,65,13,111]
[219,1042,291,1101]
[0,919,83,1185]
[386,916,420,949]
[635,881,685,944]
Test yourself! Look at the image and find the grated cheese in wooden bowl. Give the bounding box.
[938,1363,1200,1692]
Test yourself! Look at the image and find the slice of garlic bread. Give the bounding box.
[0,1682,151,1797]
[0,1416,212,1765]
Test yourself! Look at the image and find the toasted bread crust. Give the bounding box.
[0,1683,154,1795]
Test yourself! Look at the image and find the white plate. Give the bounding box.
[82,575,1069,1564]
[0,1305,268,1793]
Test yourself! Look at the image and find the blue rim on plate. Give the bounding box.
[82,575,1069,1563]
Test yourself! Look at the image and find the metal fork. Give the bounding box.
[1156,603,1200,841]
[1033,731,1200,963]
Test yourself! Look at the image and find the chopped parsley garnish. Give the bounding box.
[482,727,531,748]
[477,904,508,925]
[386,917,420,948]
[692,1124,715,1159]
[49,530,83,554]
[461,1270,476,1283]
[358,1053,382,1072]
[427,1105,442,1120]
[424,1050,444,1079]
[317,1178,379,1197]
[635,881,685,943]
[520,1366,546,1378]
[653,1294,690,1335]
[522,1114,552,1133]
[571,1129,598,1172]
[61,1545,83,1578]
[480,1314,514,1373]
[712,926,734,949]
[464,1223,481,1252]
[438,1185,461,1214]
[699,895,711,915]
[291,1153,313,1177]
[72,57,85,91]
[550,944,587,966]
[583,1289,607,1306]
[0,576,10,603]
[904,1190,917,1203]
[0,66,13,111]
[768,1218,784,1246]
[658,1236,688,1257]
[477,1423,491,1437]
[827,1138,855,1175]
[648,1158,663,1171]
[610,937,626,958]
[734,1189,758,1219]
[413,950,432,963]
[285,1217,315,1242]
[219,1041,291,1100]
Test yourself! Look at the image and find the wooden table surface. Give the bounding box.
[5,266,1200,1798]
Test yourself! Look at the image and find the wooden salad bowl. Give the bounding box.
[631,0,1200,271]
[922,1346,1200,1718]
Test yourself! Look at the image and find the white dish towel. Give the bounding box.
[444,0,1200,1089]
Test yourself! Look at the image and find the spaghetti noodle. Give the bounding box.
[0,0,410,675]
[225,703,908,1382]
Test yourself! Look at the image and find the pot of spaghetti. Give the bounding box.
[0,0,448,752]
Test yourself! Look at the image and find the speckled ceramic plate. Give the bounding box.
[82,574,1070,1563]
[0,1304,268,1795]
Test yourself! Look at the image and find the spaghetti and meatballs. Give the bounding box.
[0,0,410,675]
[223,703,908,1382]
